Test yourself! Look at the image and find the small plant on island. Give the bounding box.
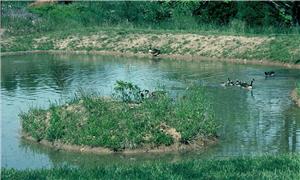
[20,81,217,152]
[112,80,142,103]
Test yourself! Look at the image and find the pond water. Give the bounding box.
[1,54,300,169]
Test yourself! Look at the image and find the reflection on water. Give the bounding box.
[1,53,300,169]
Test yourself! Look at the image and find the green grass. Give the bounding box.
[2,2,299,37]
[20,84,217,151]
[2,154,300,179]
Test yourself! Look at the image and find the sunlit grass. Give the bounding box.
[2,154,300,179]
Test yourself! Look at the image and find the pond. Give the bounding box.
[1,53,300,169]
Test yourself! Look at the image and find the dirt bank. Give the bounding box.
[22,132,216,154]
[1,29,299,66]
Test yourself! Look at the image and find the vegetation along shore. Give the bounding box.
[1,1,300,67]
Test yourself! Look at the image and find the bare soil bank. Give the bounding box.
[1,30,299,66]
[22,133,216,154]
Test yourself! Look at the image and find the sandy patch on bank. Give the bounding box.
[48,32,272,57]
[54,36,80,49]
[33,36,49,48]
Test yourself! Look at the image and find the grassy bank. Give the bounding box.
[2,154,300,179]
[2,26,300,64]
[20,82,217,152]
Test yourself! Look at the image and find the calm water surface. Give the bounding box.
[1,54,300,169]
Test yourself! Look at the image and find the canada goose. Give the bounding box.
[241,79,255,89]
[221,78,234,86]
[235,80,241,87]
[221,78,229,86]
[149,46,161,56]
[229,79,235,86]
[265,71,275,77]
[139,89,150,99]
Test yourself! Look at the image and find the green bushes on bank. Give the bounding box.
[1,1,300,36]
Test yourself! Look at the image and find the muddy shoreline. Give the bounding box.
[2,50,300,69]
[22,132,217,154]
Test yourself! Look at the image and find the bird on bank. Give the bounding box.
[265,71,275,77]
[139,89,166,100]
[139,89,150,99]
[149,46,161,57]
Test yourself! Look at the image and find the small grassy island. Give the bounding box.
[20,81,217,153]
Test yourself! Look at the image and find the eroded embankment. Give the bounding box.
[22,133,216,154]
[1,29,300,66]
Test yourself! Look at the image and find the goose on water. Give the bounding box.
[221,78,234,86]
[265,71,275,77]
[241,79,255,89]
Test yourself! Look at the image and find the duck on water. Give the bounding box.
[240,79,255,90]
[265,71,275,77]
[220,78,235,86]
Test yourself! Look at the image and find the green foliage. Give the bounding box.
[46,106,65,141]
[1,1,300,36]
[113,80,142,103]
[19,108,48,141]
[2,154,300,179]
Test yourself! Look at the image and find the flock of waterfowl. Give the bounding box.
[221,78,255,89]
[148,46,277,91]
[221,71,275,90]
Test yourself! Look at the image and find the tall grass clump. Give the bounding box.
[20,81,217,151]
